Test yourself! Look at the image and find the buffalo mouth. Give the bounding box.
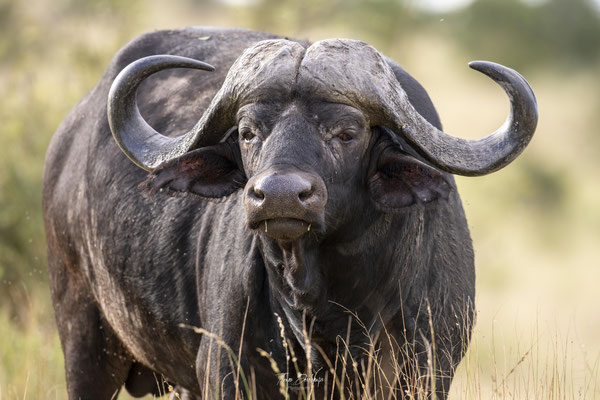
[254,218,312,241]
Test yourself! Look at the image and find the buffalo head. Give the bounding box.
[108,39,537,244]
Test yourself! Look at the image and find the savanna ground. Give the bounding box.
[1,0,599,398]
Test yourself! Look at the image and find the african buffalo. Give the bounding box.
[43,27,537,399]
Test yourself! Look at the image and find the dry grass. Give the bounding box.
[2,298,599,399]
[170,304,600,400]
[176,306,451,400]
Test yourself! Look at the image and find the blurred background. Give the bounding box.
[1,0,599,398]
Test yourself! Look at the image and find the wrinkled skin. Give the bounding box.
[44,27,474,399]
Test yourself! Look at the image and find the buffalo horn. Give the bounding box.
[393,61,538,176]
[298,40,538,177]
[107,55,215,171]
[108,40,305,171]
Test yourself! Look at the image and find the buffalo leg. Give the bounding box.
[56,299,131,399]
[49,256,131,399]
[393,299,473,400]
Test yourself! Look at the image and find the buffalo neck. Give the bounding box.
[257,207,430,361]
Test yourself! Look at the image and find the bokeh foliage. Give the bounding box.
[445,0,600,71]
[1,0,599,397]
[0,0,143,304]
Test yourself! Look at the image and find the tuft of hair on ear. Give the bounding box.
[369,150,453,210]
[138,171,235,203]
[137,144,247,202]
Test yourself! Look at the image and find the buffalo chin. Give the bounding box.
[259,218,310,241]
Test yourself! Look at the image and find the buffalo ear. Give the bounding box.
[139,139,246,201]
[369,148,452,210]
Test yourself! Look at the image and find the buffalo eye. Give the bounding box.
[239,127,257,143]
[335,129,355,143]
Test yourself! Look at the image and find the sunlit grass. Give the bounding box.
[0,289,65,399]
[1,296,599,399]
[450,308,600,399]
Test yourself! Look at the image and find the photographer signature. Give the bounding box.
[277,367,325,387]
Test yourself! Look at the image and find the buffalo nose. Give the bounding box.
[244,168,328,237]
[249,173,315,206]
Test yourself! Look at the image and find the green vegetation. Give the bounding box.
[1,0,599,398]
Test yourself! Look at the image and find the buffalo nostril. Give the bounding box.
[298,188,314,202]
[251,187,265,201]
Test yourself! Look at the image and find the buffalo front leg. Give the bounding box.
[195,336,242,400]
[393,300,474,399]
[49,259,131,399]
[56,298,132,399]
